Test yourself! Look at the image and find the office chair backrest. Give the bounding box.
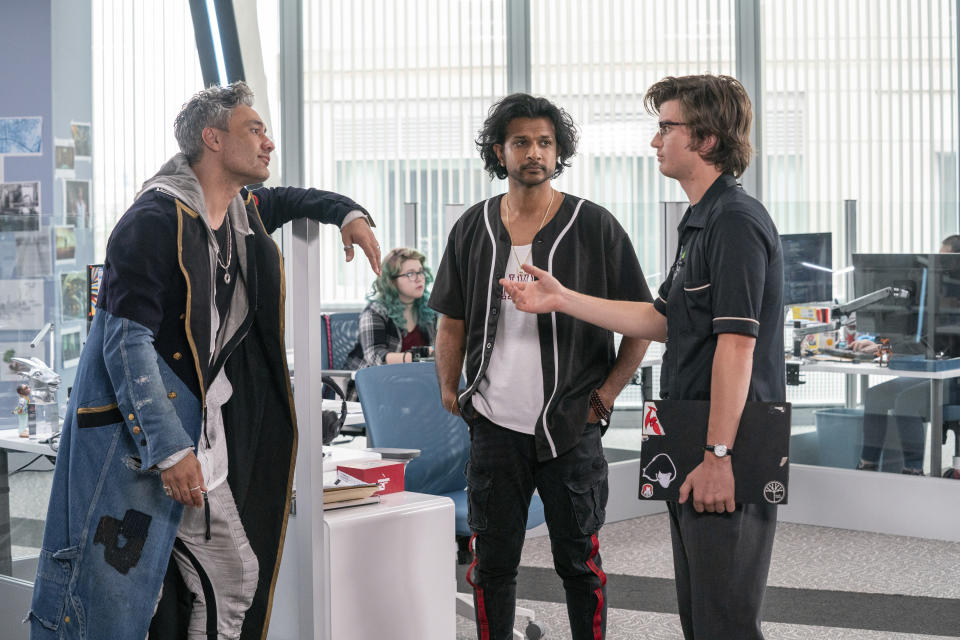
[355,362,469,496]
[320,312,361,370]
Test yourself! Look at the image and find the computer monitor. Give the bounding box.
[87,264,103,330]
[852,253,960,357]
[781,232,832,305]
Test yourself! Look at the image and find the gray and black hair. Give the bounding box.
[174,81,255,163]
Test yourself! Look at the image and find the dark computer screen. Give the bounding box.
[853,253,960,357]
[781,232,833,305]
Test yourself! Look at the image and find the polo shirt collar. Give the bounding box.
[682,173,740,230]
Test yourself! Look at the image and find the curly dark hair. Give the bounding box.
[476,93,579,180]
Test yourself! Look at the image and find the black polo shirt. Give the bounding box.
[653,174,785,402]
[430,193,651,460]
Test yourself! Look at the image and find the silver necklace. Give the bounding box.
[215,214,232,284]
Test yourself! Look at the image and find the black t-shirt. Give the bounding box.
[430,193,652,460]
[213,219,238,333]
[653,174,785,402]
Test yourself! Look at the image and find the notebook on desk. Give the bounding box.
[639,400,791,505]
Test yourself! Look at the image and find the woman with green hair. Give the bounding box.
[345,247,437,369]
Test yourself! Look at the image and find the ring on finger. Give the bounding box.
[190,486,202,492]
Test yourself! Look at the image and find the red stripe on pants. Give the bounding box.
[585,533,607,640]
[465,534,490,640]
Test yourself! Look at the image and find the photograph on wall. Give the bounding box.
[0,116,43,155]
[60,271,86,323]
[0,278,45,330]
[13,232,52,278]
[55,225,76,264]
[87,263,103,327]
[71,122,91,158]
[55,137,75,173]
[0,181,41,232]
[0,339,42,382]
[61,325,82,368]
[63,179,90,227]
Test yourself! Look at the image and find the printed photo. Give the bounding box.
[61,325,82,368]
[13,232,52,278]
[55,138,75,172]
[71,122,91,158]
[61,271,86,323]
[55,225,76,264]
[64,179,90,227]
[0,278,45,330]
[1,340,35,382]
[0,116,43,155]
[0,181,41,232]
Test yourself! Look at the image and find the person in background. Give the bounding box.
[345,247,437,369]
[853,234,960,474]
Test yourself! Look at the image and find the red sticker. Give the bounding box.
[640,483,654,499]
[642,404,665,436]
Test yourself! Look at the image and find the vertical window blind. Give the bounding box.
[92,0,203,260]
[302,0,508,305]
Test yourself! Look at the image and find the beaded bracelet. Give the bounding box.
[590,389,612,424]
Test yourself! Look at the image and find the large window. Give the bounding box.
[92,0,204,260]
[302,0,508,305]
[530,0,736,283]
[762,0,959,276]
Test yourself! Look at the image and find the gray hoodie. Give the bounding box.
[138,153,249,490]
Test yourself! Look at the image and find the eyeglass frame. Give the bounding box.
[656,121,688,137]
[394,269,426,281]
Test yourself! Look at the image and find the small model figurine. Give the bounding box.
[14,383,30,437]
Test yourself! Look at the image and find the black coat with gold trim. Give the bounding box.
[34,184,362,640]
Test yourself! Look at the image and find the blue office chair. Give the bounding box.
[321,312,362,436]
[320,312,361,371]
[354,362,547,639]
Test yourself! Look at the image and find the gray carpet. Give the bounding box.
[454,513,960,639]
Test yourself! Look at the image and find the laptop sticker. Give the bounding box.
[642,453,677,488]
[642,404,665,436]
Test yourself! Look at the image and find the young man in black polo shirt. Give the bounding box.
[503,75,785,640]
[430,93,651,640]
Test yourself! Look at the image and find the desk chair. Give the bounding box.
[321,312,362,435]
[320,312,361,371]
[355,362,547,640]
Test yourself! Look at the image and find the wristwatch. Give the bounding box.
[705,444,732,458]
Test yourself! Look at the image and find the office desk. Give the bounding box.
[796,359,960,474]
[322,492,455,639]
[0,430,56,576]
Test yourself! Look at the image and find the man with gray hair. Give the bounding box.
[29,81,380,640]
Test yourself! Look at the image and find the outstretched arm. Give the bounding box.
[501,264,667,342]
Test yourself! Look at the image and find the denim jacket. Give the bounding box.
[29,176,367,639]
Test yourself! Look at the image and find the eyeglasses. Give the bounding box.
[395,269,426,281]
[657,121,688,137]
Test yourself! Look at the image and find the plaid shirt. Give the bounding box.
[345,301,437,369]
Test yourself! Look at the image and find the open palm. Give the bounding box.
[500,264,567,314]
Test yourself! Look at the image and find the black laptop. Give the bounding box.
[638,400,791,505]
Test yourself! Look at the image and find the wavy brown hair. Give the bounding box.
[644,75,753,178]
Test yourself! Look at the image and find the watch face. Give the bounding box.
[713,444,728,457]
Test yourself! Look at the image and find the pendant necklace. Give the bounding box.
[215,214,232,284]
[503,188,555,279]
